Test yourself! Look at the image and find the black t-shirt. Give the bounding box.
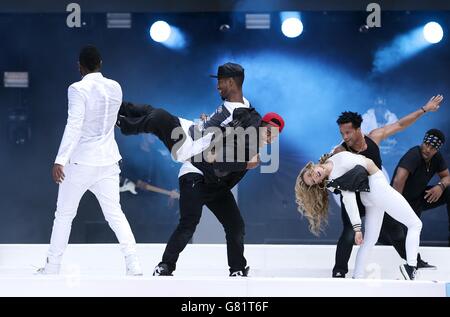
[392,145,448,202]
[341,135,382,169]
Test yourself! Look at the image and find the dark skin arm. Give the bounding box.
[392,166,410,194]
[439,169,450,187]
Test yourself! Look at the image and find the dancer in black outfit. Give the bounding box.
[117,63,285,276]
[388,129,450,262]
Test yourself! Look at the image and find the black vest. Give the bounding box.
[342,135,382,169]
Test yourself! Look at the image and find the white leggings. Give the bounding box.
[353,171,422,278]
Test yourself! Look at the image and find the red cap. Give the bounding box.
[261,112,285,133]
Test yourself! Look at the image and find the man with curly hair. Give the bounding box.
[331,95,444,278]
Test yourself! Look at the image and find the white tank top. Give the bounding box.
[327,151,368,180]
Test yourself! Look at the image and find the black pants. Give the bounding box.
[118,102,185,152]
[333,194,366,276]
[378,186,450,257]
[333,186,450,276]
[161,173,247,274]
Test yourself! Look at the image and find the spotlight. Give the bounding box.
[150,21,171,43]
[281,17,303,38]
[423,22,443,44]
[359,24,370,33]
[219,24,230,32]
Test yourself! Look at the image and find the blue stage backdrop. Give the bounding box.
[1,11,449,245]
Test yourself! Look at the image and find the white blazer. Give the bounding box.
[55,72,122,166]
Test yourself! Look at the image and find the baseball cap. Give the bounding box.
[210,62,244,79]
[262,112,285,133]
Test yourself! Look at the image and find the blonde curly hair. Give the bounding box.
[294,154,332,236]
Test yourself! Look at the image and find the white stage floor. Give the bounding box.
[0,244,448,297]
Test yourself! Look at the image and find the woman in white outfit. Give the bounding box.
[295,151,422,280]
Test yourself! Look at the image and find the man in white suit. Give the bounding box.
[38,45,142,275]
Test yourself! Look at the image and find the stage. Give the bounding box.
[0,244,448,297]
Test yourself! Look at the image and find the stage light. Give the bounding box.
[423,22,443,44]
[219,24,230,32]
[281,17,303,38]
[150,21,171,43]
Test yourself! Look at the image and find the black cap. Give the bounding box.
[210,62,244,79]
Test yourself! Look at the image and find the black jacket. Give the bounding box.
[192,106,262,188]
[326,165,370,195]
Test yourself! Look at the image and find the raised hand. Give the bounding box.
[423,94,444,112]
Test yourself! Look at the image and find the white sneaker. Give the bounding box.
[125,254,143,276]
[36,258,61,275]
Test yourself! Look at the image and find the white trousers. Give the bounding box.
[47,162,137,264]
[353,171,422,278]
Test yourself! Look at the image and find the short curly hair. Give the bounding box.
[336,111,363,129]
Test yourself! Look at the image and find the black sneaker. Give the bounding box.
[399,264,417,280]
[229,266,250,277]
[417,259,437,270]
[153,263,173,276]
[332,271,346,278]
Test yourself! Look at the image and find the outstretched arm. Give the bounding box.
[368,95,443,145]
